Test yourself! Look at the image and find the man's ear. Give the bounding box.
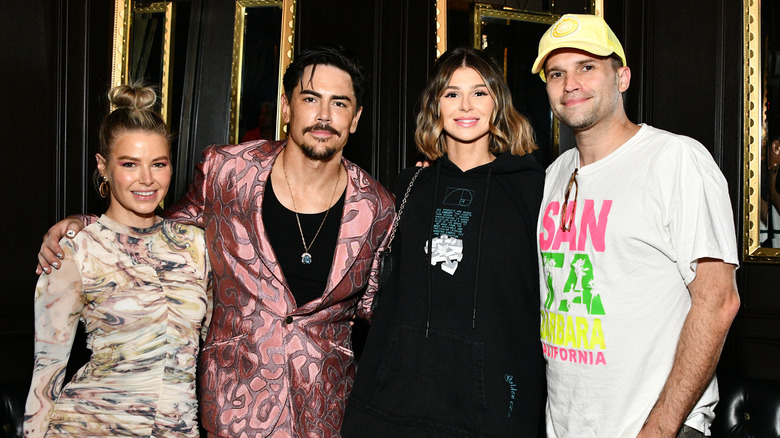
[617,66,631,93]
[281,93,291,124]
[349,106,363,134]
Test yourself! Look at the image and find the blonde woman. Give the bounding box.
[24,84,212,437]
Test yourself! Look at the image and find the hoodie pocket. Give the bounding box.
[371,323,486,434]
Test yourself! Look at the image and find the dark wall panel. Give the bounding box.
[1,0,114,384]
[649,0,718,150]
[0,0,59,384]
[174,0,235,201]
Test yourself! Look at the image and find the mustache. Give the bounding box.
[303,123,340,136]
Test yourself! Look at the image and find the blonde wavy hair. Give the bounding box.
[415,47,537,160]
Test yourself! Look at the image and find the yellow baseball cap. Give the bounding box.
[532,14,626,82]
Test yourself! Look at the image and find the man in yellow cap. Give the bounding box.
[533,13,740,438]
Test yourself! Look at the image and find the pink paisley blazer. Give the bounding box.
[165,140,395,437]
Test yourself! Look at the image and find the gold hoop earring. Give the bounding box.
[99,178,109,198]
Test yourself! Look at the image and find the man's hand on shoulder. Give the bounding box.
[36,216,86,274]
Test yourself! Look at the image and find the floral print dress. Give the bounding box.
[24,215,212,437]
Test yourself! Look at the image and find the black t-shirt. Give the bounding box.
[262,178,345,306]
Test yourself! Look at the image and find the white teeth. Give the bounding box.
[134,191,154,196]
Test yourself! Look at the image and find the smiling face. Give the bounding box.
[544,48,630,132]
[439,66,495,150]
[97,131,171,228]
[281,64,363,161]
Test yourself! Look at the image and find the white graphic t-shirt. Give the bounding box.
[537,124,739,437]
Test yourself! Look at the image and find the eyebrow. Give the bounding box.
[115,155,170,161]
[547,56,601,72]
[300,89,353,103]
[445,83,488,90]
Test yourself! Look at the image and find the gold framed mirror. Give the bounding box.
[436,0,603,59]
[229,0,296,144]
[111,0,175,123]
[473,5,560,163]
[743,0,780,262]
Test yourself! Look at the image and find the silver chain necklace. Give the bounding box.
[281,150,341,264]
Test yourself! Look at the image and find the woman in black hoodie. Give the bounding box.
[342,48,545,437]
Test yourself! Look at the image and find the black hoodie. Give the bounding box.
[343,153,546,437]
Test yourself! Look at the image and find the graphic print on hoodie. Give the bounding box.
[427,186,477,275]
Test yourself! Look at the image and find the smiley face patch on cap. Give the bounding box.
[551,16,580,39]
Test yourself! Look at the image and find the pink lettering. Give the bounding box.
[541,342,608,366]
[551,202,577,251]
[539,202,559,251]
[578,200,612,252]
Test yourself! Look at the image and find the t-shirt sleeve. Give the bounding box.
[670,140,739,285]
[23,241,84,438]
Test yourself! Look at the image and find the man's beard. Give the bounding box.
[300,123,342,160]
[300,142,338,160]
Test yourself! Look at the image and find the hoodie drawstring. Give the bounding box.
[472,166,492,329]
[425,160,442,339]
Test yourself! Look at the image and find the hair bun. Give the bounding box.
[108,83,157,111]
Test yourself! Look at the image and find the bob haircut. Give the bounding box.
[415,47,537,160]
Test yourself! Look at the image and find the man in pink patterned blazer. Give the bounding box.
[36,46,395,437]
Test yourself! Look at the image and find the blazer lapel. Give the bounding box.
[252,143,295,313]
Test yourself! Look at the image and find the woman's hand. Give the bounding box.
[36,217,85,274]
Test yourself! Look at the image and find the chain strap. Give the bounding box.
[386,167,424,252]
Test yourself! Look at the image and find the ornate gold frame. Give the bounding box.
[743,0,780,262]
[110,1,175,123]
[435,0,603,57]
[435,0,447,57]
[111,0,131,92]
[229,0,296,144]
[471,5,560,50]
